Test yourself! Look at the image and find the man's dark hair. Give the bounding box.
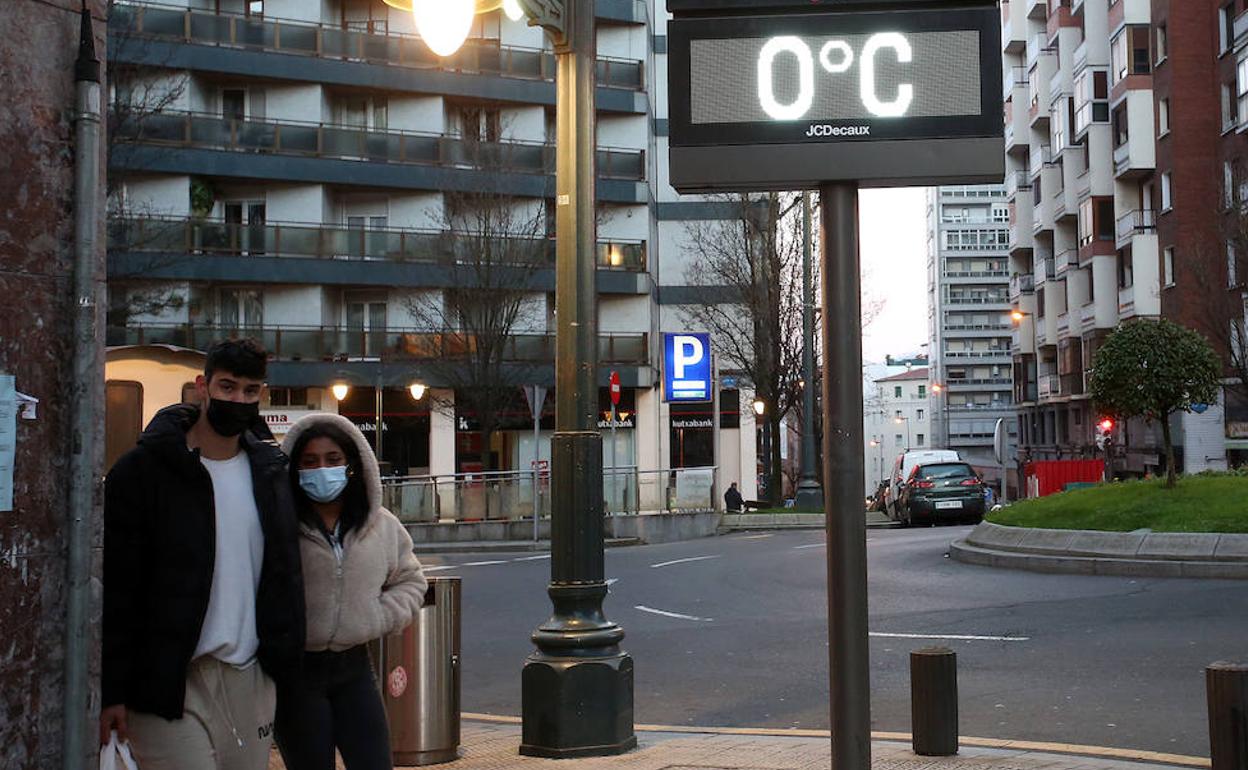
[204,338,268,382]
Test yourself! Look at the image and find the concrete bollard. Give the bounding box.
[1207,662,1248,770]
[911,647,958,756]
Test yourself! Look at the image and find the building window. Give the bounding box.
[1157,98,1169,136]
[917,409,925,420]
[1074,69,1109,133]
[916,434,926,447]
[918,385,926,397]
[1229,240,1239,287]
[1110,26,1151,85]
[1222,4,1235,54]
[895,409,903,418]
[1118,251,1134,289]
[1161,172,1173,212]
[1163,247,1175,287]
[269,387,308,407]
[1238,57,1248,128]
[1156,23,1167,64]
[1223,82,1238,132]
[1112,104,1129,148]
[894,385,902,398]
[895,434,904,446]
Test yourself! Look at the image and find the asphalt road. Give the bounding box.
[417,526,1248,757]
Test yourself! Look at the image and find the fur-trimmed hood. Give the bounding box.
[281,413,384,533]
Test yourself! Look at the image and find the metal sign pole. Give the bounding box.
[820,181,871,770]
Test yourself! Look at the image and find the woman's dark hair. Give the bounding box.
[288,422,371,535]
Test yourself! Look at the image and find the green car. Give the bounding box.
[897,461,986,527]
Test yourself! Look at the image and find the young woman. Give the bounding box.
[276,414,427,770]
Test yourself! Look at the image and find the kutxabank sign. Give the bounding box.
[667,3,1004,192]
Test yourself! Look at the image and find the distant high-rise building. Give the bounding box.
[927,185,1017,493]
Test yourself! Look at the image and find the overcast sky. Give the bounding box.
[858,187,930,363]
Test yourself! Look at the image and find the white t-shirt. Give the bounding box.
[194,450,266,665]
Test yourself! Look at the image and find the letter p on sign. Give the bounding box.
[664,332,712,402]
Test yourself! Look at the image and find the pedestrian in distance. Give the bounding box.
[724,481,744,512]
[275,413,428,770]
[100,338,306,770]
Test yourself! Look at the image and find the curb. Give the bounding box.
[413,537,641,555]
[951,522,1248,579]
[462,713,1210,768]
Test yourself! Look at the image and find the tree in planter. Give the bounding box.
[1089,319,1221,488]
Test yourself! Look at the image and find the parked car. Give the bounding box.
[896,460,986,526]
[886,449,962,520]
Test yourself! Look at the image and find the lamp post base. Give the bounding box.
[520,650,637,757]
[794,478,824,511]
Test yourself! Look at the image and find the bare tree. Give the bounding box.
[104,0,198,333]
[1188,183,1248,410]
[403,141,550,478]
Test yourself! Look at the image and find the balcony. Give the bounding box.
[1080,302,1097,331]
[1029,144,1054,177]
[109,2,646,93]
[1034,255,1056,286]
[1038,374,1061,399]
[1115,209,1156,249]
[1009,273,1037,300]
[109,216,646,269]
[945,295,1012,308]
[111,111,646,202]
[1113,136,1156,180]
[945,377,1015,388]
[1003,3,1028,54]
[944,350,1013,360]
[106,324,650,366]
[1005,170,1033,200]
[1054,249,1076,276]
[1027,0,1047,21]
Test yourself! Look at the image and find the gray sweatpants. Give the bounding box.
[127,656,276,770]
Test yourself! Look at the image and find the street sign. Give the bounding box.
[663,333,713,403]
[666,1,1004,191]
[609,370,621,406]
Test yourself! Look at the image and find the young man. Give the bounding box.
[100,338,305,770]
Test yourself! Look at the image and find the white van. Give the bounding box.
[886,449,962,520]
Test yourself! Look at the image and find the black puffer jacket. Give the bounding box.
[102,404,305,719]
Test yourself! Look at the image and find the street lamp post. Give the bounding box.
[895,415,911,450]
[794,191,823,510]
[514,0,635,757]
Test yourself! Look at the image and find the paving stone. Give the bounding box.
[1013,529,1077,554]
[1212,534,1248,560]
[1061,531,1146,558]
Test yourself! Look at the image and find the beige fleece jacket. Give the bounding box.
[282,413,427,652]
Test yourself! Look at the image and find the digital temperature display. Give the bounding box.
[666,5,1004,191]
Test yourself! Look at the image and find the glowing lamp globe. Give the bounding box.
[411,0,475,57]
[331,383,350,401]
[502,0,525,21]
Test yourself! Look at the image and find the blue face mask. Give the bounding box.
[299,466,349,503]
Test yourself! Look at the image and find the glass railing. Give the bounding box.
[106,324,649,364]
[107,216,647,271]
[109,1,644,91]
[113,111,646,181]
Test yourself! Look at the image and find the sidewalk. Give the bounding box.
[268,717,1207,770]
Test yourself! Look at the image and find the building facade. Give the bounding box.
[105,0,761,508]
[1001,0,1244,476]
[863,365,932,497]
[926,185,1017,491]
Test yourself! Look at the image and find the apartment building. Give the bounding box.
[1001,0,1241,475]
[926,185,1017,491]
[863,366,933,497]
[105,0,760,503]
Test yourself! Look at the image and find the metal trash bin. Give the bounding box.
[375,577,462,766]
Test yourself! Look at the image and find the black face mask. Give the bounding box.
[205,398,260,438]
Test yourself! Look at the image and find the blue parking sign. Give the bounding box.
[663,333,712,402]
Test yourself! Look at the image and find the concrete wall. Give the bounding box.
[0,3,107,767]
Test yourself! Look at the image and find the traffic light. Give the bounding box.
[1095,417,1115,449]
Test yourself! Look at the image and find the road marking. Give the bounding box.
[460,713,1210,767]
[739,534,773,540]
[512,554,551,561]
[422,565,458,572]
[650,555,721,569]
[634,605,713,622]
[793,542,825,549]
[462,560,507,567]
[869,632,1030,642]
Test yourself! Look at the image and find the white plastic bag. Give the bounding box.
[100,731,139,770]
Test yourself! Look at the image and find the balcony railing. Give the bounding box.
[1038,374,1060,398]
[1009,273,1036,298]
[107,216,647,271]
[109,1,645,91]
[943,270,1010,279]
[1054,249,1076,274]
[945,295,1012,306]
[944,350,1013,359]
[1029,144,1054,174]
[106,324,649,365]
[1115,209,1156,246]
[113,111,646,181]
